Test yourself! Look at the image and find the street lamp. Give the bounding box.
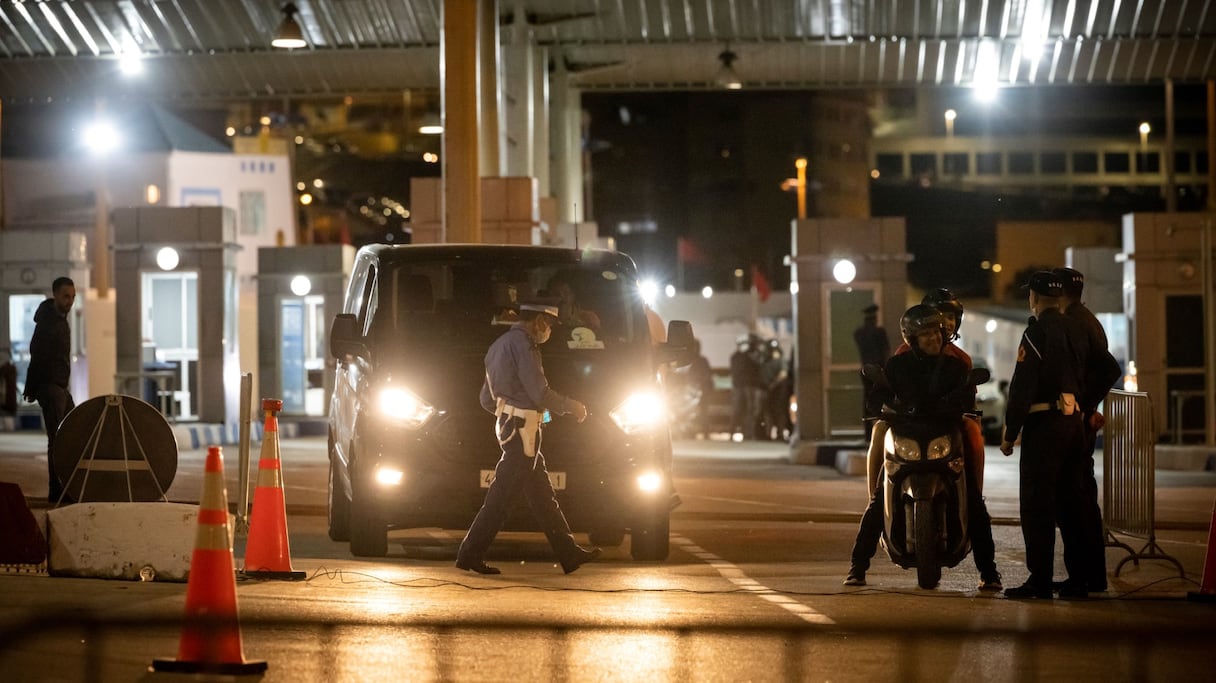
[944,109,957,138]
[795,157,808,218]
[1139,121,1151,150]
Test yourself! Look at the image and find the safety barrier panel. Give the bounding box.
[1102,390,1185,576]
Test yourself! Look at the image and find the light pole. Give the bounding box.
[795,157,807,219]
[1139,121,1151,150]
[945,109,957,139]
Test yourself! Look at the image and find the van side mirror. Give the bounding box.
[329,313,369,360]
[658,320,695,367]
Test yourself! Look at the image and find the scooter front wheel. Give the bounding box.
[914,498,942,589]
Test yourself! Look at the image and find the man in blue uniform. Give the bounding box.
[1001,271,1090,599]
[456,299,601,575]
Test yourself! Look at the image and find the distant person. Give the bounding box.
[23,276,77,504]
[456,298,600,575]
[685,338,713,438]
[547,272,601,330]
[760,339,790,441]
[729,337,759,439]
[853,304,891,438]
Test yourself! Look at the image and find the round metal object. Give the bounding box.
[52,394,178,503]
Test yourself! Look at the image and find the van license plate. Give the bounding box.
[480,470,566,490]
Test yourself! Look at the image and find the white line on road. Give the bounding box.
[672,534,834,625]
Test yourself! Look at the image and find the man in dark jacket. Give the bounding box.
[23,276,77,503]
[1053,267,1123,593]
[854,303,891,438]
[1001,271,1091,599]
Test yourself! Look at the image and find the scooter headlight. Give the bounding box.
[926,436,952,460]
[609,391,666,434]
[885,430,921,461]
[377,386,435,429]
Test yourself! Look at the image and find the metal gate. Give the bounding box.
[1102,390,1184,576]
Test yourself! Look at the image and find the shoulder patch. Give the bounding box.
[1016,344,1026,363]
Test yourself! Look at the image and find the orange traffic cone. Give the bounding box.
[242,398,306,580]
[151,446,267,674]
[1188,496,1216,603]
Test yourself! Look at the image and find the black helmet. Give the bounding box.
[899,304,944,351]
[922,287,963,339]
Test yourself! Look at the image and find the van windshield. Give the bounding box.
[374,256,645,352]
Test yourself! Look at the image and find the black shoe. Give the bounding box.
[978,570,1003,592]
[1004,582,1052,599]
[1057,580,1089,599]
[455,559,501,575]
[843,567,866,586]
[560,546,601,574]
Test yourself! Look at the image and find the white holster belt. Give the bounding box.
[1028,393,1077,416]
[495,398,541,457]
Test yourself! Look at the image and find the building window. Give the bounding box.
[910,153,936,176]
[1104,152,1130,173]
[1008,152,1034,175]
[1136,151,1161,173]
[1072,152,1099,173]
[1041,152,1067,174]
[1175,151,1192,174]
[876,153,904,177]
[976,152,1002,175]
[943,153,968,175]
[240,190,266,235]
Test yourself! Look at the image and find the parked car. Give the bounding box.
[327,244,694,560]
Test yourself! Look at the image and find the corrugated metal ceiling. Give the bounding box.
[0,0,1213,103]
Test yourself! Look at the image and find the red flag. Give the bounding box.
[751,265,771,303]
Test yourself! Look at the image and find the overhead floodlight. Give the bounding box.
[82,120,121,154]
[272,3,307,49]
[715,48,743,90]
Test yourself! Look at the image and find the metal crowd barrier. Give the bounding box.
[1102,390,1185,576]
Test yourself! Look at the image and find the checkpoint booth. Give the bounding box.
[789,217,909,465]
[0,230,90,429]
[256,244,355,417]
[111,207,242,426]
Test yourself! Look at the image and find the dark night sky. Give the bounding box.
[584,84,1210,297]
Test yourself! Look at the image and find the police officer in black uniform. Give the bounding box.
[1001,271,1091,599]
[1053,267,1122,594]
[456,299,601,575]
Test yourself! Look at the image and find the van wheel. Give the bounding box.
[349,478,387,557]
[327,457,351,542]
[589,527,626,547]
[630,513,670,561]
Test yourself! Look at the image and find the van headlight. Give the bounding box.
[636,470,665,494]
[378,386,435,429]
[885,430,921,461]
[609,391,666,434]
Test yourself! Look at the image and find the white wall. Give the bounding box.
[650,291,793,368]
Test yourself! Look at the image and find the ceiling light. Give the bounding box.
[716,48,742,90]
[272,3,307,49]
[418,113,443,135]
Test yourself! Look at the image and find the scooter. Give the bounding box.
[866,366,989,589]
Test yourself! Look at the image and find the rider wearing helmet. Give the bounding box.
[846,303,1002,590]
[923,287,964,342]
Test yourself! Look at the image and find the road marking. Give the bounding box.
[672,535,834,625]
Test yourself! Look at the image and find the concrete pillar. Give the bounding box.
[533,46,550,197]
[550,59,584,224]
[502,1,534,178]
[442,0,481,243]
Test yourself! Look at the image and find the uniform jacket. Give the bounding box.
[25,298,71,394]
[1003,308,1089,442]
[854,322,891,367]
[1063,301,1122,414]
[479,324,579,415]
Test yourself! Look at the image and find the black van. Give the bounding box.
[327,244,694,559]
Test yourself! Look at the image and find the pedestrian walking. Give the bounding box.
[1001,271,1091,599]
[22,276,77,504]
[456,298,601,575]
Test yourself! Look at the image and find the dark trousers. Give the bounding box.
[457,414,579,564]
[36,383,74,502]
[1076,421,1108,588]
[1018,412,1087,588]
[849,475,996,575]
